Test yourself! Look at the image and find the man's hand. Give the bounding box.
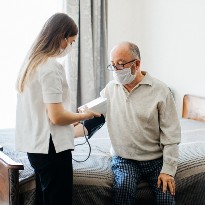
[157,173,175,195]
[73,122,80,127]
[73,123,88,138]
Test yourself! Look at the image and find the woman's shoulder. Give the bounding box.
[41,58,62,69]
[38,58,63,75]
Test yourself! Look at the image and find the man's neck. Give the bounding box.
[124,72,145,92]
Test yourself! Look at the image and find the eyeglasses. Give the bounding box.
[107,59,137,71]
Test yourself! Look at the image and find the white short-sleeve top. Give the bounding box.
[15,58,74,154]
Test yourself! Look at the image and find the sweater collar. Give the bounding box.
[138,71,153,86]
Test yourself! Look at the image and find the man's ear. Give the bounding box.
[135,60,141,68]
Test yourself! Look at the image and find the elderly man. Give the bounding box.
[76,41,181,205]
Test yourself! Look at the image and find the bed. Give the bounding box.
[0,94,205,205]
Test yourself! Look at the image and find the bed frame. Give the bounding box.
[182,94,205,122]
[0,151,23,205]
[1,94,205,205]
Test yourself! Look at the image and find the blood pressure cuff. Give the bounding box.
[82,114,105,139]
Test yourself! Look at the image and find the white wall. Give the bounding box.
[108,0,205,116]
[0,1,60,128]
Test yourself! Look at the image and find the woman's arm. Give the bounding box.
[46,103,101,125]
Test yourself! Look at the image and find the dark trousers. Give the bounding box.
[112,156,175,205]
[27,138,73,205]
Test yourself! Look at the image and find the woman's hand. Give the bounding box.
[78,106,101,119]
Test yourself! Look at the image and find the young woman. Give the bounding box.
[15,13,100,205]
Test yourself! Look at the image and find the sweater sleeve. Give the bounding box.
[159,91,181,176]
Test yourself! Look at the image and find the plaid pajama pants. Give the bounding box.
[111,156,175,205]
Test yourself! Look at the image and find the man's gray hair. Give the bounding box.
[129,43,141,60]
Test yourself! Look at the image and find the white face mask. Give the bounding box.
[58,40,72,58]
[113,67,136,84]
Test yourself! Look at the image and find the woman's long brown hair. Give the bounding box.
[17,13,78,92]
